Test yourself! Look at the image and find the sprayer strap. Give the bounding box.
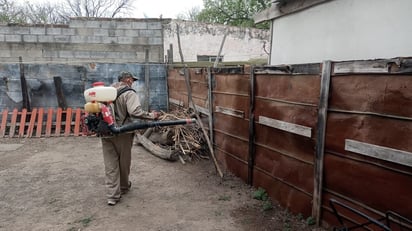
[116,86,136,125]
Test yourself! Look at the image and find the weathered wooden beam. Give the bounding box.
[248,66,256,185]
[258,116,312,138]
[345,139,412,167]
[207,67,215,157]
[215,106,244,119]
[313,60,332,226]
[333,57,412,74]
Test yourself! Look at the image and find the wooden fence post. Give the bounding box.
[207,67,214,147]
[313,60,332,225]
[248,66,256,185]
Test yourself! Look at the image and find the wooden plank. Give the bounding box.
[189,103,210,116]
[55,108,62,136]
[345,139,412,167]
[248,66,256,185]
[0,109,8,137]
[45,108,53,137]
[169,98,184,106]
[64,108,72,136]
[333,60,389,74]
[207,67,214,154]
[215,106,244,118]
[18,108,27,138]
[36,108,44,138]
[26,108,38,138]
[258,116,312,138]
[312,60,332,225]
[73,108,81,136]
[9,108,18,138]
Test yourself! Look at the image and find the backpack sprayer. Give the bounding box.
[83,82,195,136]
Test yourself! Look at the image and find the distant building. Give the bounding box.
[254,0,412,65]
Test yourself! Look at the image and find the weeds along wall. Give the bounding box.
[167,58,412,228]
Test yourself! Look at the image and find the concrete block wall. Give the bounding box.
[0,18,169,64]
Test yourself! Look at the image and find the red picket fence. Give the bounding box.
[0,107,88,138]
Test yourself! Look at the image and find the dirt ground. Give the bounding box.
[0,136,326,231]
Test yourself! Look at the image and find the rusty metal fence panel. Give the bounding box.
[167,59,412,229]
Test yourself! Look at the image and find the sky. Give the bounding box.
[133,0,204,18]
[14,0,204,19]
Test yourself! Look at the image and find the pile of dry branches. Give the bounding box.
[138,108,210,164]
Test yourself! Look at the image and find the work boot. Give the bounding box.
[121,181,132,195]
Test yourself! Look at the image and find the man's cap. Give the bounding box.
[118,71,139,81]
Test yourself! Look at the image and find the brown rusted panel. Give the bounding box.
[329,75,412,117]
[214,74,249,94]
[255,99,318,129]
[214,113,249,140]
[324,153,412,218]
[255,74,321,105]
[214,131,249,161]
[167,76,187,93]
[214,94,249,119]
[168,91,188,107]
[189,68,208,83]
[253,170,312,217]
[254,145,314,194]
[215,148,248,181]
[255,124,315,164]
[325,113,412,166]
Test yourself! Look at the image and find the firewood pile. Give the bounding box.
[136,108,210,163]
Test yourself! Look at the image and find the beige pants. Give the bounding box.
[101,132,134,200]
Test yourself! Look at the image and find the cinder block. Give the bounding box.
[132,22,147,29]
[100,21,117,29]
[116,22,132,29]
[0,26,10,34]
[30,27,46,35]
[54,36,70,43]
[101,36,118,44]
[132,37,149,45]
[0,49,11,57]
[23,35,38,43]
[5,35,22,42]
[74,51,91,58]
[59,50,75,58]
[42,50,58,58]
[84,21,101,28]
[106,51,122,59]
[93,29,109,36]
[148,37,162,45]
[86,36,102,44]
[69,19,86,28]
[124,29,139,37]
[10,27,30,34]
[0,35,5,42]
[71,36,86,43]
[38,35,54,43]
[62,28,76,36]
[117,37,133,44]
[90,51,107,59]
[147,22,162,30]
[121,52,137,59]
[47,28,62,35]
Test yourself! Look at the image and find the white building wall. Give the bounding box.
[270,0,412,65]
[164,20,270,63]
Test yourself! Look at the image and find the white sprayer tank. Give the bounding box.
[84,82,117,102]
